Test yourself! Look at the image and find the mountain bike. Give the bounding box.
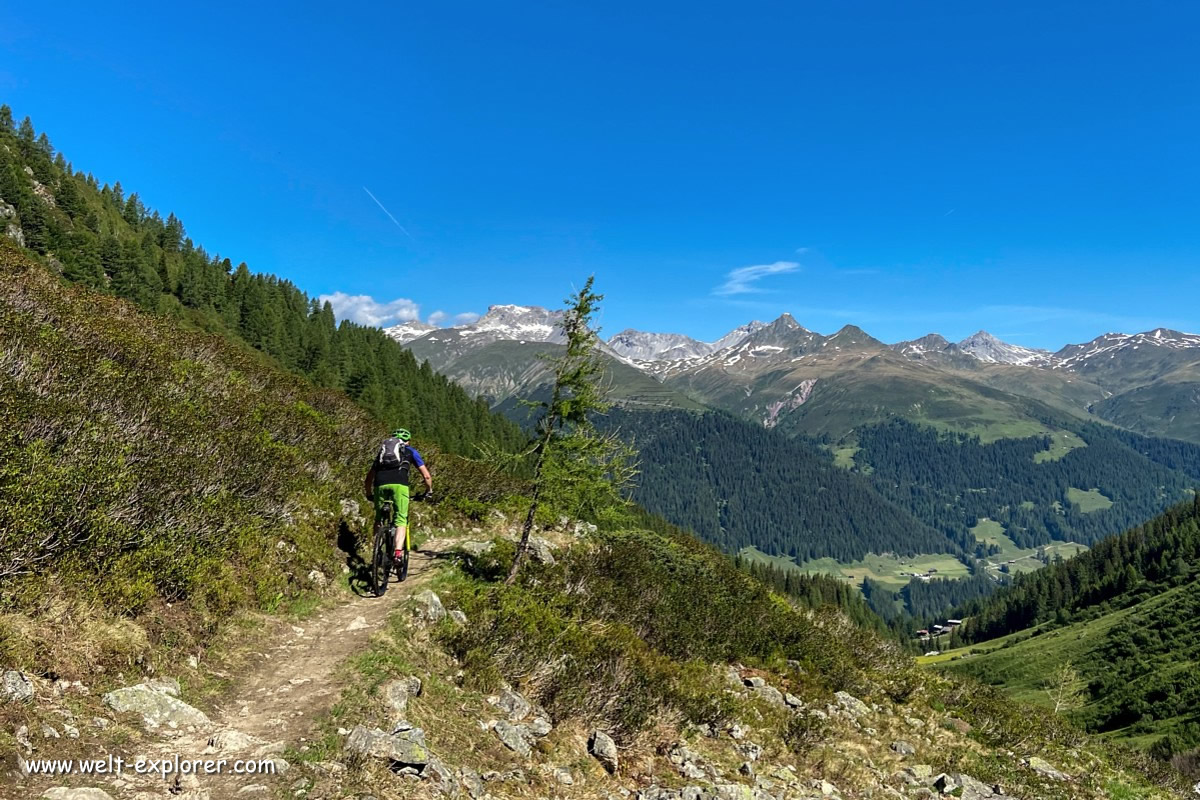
[370,494,425,597]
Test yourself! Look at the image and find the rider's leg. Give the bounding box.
[392,486,411,556]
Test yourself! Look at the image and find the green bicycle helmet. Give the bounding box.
[391,428,412,442]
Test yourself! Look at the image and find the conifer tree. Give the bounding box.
[507,277,636,583]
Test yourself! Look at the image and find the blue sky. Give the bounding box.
[3,1,1198,348]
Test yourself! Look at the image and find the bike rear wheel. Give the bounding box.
[370,524,391,596]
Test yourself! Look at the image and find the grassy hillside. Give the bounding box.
[0,243,380,672]
[932,579,1200,757]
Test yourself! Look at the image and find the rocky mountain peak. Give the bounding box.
[471,304,564,342]
[383,319,438,344]
[954,331,1054,366]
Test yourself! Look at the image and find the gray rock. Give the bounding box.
[891,740,916,756]
[491,685,532,721]
[784,692,803,708]
[16,724,32,752]
[421,755,455,792]
[724,666,743,689]
[589,729,619,774]
[1024,756,1069,781]
[834,690,870,718]
[953,773,1000,799]
[3,670,34,704]
[460,768,485,799]
[905,765,933,781]
[41,723,60,738]
[449,609,468,625]
[412,590,446,622]
[459,541,494,557]
[41,789,116,800]
[526,716,552,738]
[739,761,755,777]
[381,676,422,715]
[743,676,766,688]
[713,784,755,800]
[344,724,429,765]
[144,677,181,697]
[753,685,787,707]
[103,684,210,729]
[737,741,763,762]
[553,767,575,785]
[207,729,261,753]
[528,536,557,564]
[494,720,532,757]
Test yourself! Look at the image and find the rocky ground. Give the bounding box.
[2,520,1191,800]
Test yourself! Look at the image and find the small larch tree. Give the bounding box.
[506,276,636,584]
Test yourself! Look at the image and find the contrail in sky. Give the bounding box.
[363,186,415,241]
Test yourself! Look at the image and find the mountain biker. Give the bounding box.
[364,428,433,562]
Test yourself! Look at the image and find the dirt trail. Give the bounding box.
[145,537,455,798]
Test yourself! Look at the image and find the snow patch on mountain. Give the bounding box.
[383,319,438,344]
[608,320,767,364]
[953,331,1056,366]
[1054,328,1200,368]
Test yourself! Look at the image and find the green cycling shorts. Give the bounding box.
[374,484,410,528]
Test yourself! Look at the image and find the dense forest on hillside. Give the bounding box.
[609,408,956,562]
[852,419,1200,551]
[0,107,523,456]
[735,556,888,632]
[952,496,1200,643]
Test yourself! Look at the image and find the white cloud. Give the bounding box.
[714,261,800,296]
[451,311,481,325]
[319,292,420,327]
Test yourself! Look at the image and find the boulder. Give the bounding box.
[905,765,933,781]
[784,692,804,708]
[743,676,766,688]
[753,685,786,707]
[953,773,1000,799]
[459,768,485,799]
[103,684,210,729]
[412,591,446,622]
[494,720,532,757]
[459,541,494,558]
[381,676,422,715]
[2,670,34,704]
[891,740,916,756]
[344,724,428,765]
[527,536,556,564]
[207,729,261,753]
[834,691,870,718]
[421,755,455,792]
[1024,756,1069,781]
[490,685,532,721]
[449,609,468,625]
[526,716,553,738]
[589,729,619,774]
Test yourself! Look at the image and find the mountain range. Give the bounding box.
[387,305,1200,444]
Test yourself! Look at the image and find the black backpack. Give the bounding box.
[376,438,412,479]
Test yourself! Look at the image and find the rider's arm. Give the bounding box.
[364,465,376,499]
[418,464,433,493]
